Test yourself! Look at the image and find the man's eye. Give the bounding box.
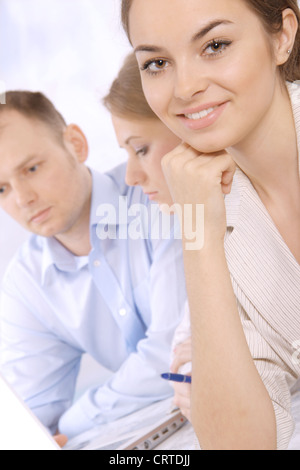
[28,165,38,173]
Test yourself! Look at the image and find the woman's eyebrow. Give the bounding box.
[125,136,141,145]
[134,19,233,54]
[134,44,164,54]
[191,19,234,43]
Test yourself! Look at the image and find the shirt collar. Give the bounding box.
[40,165,129,284]
[224,169,242,229]
[41,237,89,285]
[286,80,300,176]
[225,80,300,230]
[90,165,129,228]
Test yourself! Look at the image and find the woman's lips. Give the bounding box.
[145,192,159,201]
[177,102,228,131]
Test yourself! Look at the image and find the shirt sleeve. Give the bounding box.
[239,305,296,450]
[168,299,297,450]
[58,221,187,438]
[0,268,82,435]
[171,302,192,374]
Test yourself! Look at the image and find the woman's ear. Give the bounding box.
[274,8,298,66]
[63,124,89,163]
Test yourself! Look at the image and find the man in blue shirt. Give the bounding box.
[0,91,186,439]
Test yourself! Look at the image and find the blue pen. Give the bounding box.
[161,373,192,384]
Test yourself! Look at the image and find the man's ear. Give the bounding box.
[274,8,298,66]
[63,124,89,163]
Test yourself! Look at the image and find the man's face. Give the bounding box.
[0,110,90,238]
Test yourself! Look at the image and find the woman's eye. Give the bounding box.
[141,59,169,75]
[136,146,149,157]
[0,186,6,195]
[204,39,232,56]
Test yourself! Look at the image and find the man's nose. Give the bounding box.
[13,181,37,208]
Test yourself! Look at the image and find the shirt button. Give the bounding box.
[119,308,127,317]
[93,260,101,267]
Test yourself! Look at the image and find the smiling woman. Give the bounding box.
[121,0,300,84]
[122,0,300,451]
[124,0,300,154]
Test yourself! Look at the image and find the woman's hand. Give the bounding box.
[171,336,192,375]
[171,337,192,421]
[161,143,236,246]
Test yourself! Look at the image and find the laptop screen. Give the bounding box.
[0,374,59,451]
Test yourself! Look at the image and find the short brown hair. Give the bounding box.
[103,53,157,120]
[0,91,67,142]
[121,0,300,82]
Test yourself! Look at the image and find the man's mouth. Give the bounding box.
[29,207,52,225]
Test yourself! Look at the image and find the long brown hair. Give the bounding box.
[121,0,300,81]
[103,53,157,120]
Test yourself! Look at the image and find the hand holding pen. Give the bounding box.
[161,372,192,384]
[161,372,192,421]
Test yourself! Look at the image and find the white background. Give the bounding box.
[0,0,132,284]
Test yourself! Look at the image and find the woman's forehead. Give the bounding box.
[129,0,256,47]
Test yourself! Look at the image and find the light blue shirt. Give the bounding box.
[0,164,186,438]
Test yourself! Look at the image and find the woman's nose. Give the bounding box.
[173,59,209,102]
[125,156,147,187]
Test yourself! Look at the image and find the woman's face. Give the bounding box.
[112,114,181,206]
[129,0,284,154]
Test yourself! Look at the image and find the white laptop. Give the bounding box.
[0,374,60,450]
[0,374,187,451]
[64,399,187,451]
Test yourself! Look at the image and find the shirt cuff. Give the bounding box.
[58,399,97,439]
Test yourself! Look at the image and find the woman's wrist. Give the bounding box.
[182,230,226,256]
